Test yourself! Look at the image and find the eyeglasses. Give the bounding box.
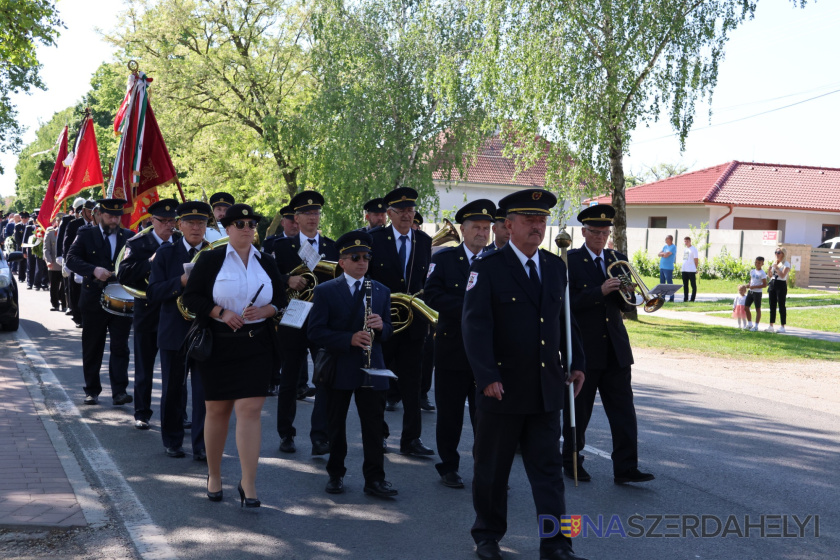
[232,220,257,230]
[347,253,373,262]
[389,208,415,216]
[585,228,611,238]
[153,217,176,225]
[298,211,321,217]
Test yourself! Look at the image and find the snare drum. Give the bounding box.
[101,284,135,317]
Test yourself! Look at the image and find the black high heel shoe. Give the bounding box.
[237,480,261,508]
[207,475,223,502]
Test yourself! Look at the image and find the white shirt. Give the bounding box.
[749,268,767,293]
[508,240,541,281]
[463,245,479,265]
[682,245,699,272]
[181,237,203,254]
[212,243,273,323]
[343,272,364,296]
[299,232,321,250]
[770,260,791,282]
[584,244,607,276]
[99,225,117,260]
[150,230,169,248]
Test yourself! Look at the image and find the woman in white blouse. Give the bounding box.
[765,246,791,333]
[183,204,286,507]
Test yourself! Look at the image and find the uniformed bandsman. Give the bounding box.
[423,198,495,488]
[562,204,655,485]
[205,191,235,242]
[262,204,296,257]
[484,206,509,252]
[147,201,213,460]
[462,188,587,560]
[63,200,97,328]
[361,198,387,231]
[66,199,135,406]
[118,199,181,430]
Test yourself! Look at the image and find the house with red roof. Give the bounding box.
[593,161,840,246]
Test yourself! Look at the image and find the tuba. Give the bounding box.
[390,291,439,334]
[431,218,460,247]
[606,260,665,313]
[286,260,339,302]
[176,237,230,320]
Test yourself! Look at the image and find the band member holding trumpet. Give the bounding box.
[147,201,212,459]
[118,199,180,430]
[424,198,496,489]
[562,204,654,485]
[66,198,135,406]
[308,231,398,497]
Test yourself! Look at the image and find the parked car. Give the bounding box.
[817,237,840,249]
[0,249,24,331]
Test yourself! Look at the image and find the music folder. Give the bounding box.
[361,368,398,379]
[648,283,683,297]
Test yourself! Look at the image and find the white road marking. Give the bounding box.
[16,326,178,560]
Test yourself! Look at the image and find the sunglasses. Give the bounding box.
[774,251,782,255]
[232,220,257,230]
[347,253,373,262]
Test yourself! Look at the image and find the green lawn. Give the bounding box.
[640,275,824,296]
[707,306,840,334]
[625,316,840,361]
[662,295,840,313]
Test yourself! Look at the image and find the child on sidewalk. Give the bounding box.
[745,256,768,331]
[732,285,748,329]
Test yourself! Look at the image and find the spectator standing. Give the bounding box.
[681,236,699,302]
[745,257,767,331]
[657,235,677,302]
[765,247,791,333]
[732,285,748,329]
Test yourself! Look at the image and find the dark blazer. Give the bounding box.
[62,217,91,258]
[261,232,288,257]
[271,233,339,275]
[181,246,287,321]
[567,245,634,369]
[423,243,473,370]
[55,215,74,258]
[308,276,392,391]
[14,222,26,249]
[462,243,585,415]
[147,240,208,351]
[65,225,134,313]
[368,225,432,339]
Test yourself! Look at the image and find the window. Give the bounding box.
[649,216,667,228]
[822,224,839,242]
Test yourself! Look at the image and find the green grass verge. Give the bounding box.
[707,306,840,334]
[640,275,824,295]
[662,295,840,313]
[625,316,840,361]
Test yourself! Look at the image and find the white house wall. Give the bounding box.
[432,180,573,225]
[625,205,710,229]
[712,206,840,246]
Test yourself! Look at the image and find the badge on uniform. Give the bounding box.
[427,263,436,279]
[466,271,478,291]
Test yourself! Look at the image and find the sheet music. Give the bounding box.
[297,241,321,272]
[279,299,313,329]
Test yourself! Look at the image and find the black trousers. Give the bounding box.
[35,258,48,288]
[382,331,424,445]
[160,349,204,452]
[420,331,434,397]
[326,387,386,484]
[68,279,82,322]
[768,280,788,325]
[681,271,697,301]
[81,306,131,398]
[26,254,37,286]
[133,329,159,422]
[276,328,328,443]
[18,251,27,281]
[472,408,573,556]
[48,270,65,308]
[434,367,476,476]
[562,347,638,475]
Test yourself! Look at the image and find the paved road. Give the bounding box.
[1,286,838,559]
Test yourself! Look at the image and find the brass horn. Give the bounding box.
[606,260,664,313]
[432,218,460,247]
[176,237,230,320]
[286,260,340,302]
[115,226,153,299]
[390,291,439,334]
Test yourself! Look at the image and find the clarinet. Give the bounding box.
[362,279,374,388]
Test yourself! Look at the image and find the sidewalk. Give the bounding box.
[0,353,86,528]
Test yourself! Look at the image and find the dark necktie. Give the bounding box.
[527,258,541,292]
[353,280,361,297]
[307,238,316,246]
[398,235,409,278]
[470,254,476,265]
[594,256,606,281]
[188,247,197,259]
[103,231,112,259]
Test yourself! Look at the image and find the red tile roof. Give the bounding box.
[433,136,547,187]
[594,161,840,213]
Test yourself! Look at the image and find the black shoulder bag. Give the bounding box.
[183,317,213,362]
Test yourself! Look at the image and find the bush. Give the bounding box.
[709,247,754,281]
[632,249,660,277]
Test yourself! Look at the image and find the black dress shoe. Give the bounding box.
[165,446,186,458]
[50,307,60,312]
[65,309,73,315]
[266,385,278,397]
[475,539,502,560]
[183,420,192,430]
[134,420,150,430]
[113,393,133,405]
[420,396,436,411]
[400,438,434,456]
[540,547,587,560]
[237,480,260,508]
[325,476,344,494]
[385,400,399,411]
[305,386,317,398]
[193,449,207,461]
[312,440,330,456]
[279,436,296,453]
[363,480,398,498]
[614,468,655,484]
[74,322,83,328]
[440,471,464,488]
[206,475,223,502]
[83,395,98,405]
[563,464,591,482]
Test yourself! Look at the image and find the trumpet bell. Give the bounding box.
[390,291,439,334]
[606,259,665,313]
[432,218,460,247]
[286,261,339,302]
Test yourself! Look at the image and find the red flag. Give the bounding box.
[128,188,159,230]
[53,117,104,217]
[40,126,69,228]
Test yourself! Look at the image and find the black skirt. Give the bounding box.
[197,321,275,400]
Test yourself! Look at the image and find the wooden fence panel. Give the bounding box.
[809,248,840,288]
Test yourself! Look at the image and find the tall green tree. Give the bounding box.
[469,0,806,253]
[307,0,487,235]
[0,0,63,172]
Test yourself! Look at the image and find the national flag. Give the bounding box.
[39,126,69,229]
[560,515,582,538]
[52,116,104,219]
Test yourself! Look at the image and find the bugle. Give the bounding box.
[606,260,664,313]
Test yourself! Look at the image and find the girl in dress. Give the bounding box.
[732,284,748,329]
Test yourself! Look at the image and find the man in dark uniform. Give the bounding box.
[484,207,509,253]
[66,199,135,406]
[361,198,387,231]
[147,201,212,460]
[64,200,96,327]
[412,210,436,412]
[562,204,655,485]
[368,186,434,456]
[262,204,295,257]
[463,189,587,560]
[308,230,398,498]
[57,199,83,317]
[425,198,496,489]
[118,199,180,430]
[205,191,234,242]
[272,190,338,455]
[15,212,29,282]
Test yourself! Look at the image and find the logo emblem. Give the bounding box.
[533,192,542,200]
[308,199,313,204]
[600,213,606,219]
[466,271,479,291]
[243,209,249,215]
[354,239,361,245]
[482,208,487,214]
[560,515,582,538]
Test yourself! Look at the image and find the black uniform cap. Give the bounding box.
[577,204,615,227]
[364,198,386,213]
[498,189,556,216]
[177,201,212,221]
[384,187,418,209]
[290,190,325,213]
[148,198,179,219]
[19,212,30,219]
[220,203,263,227]
[413,212,424,226]
[336,230,373,255]
[279,205,294,219]
[209,192,235,208]
[455,199,496,224]
[495,206,507,220]
[84,199,97,210]
[97,199,127,216]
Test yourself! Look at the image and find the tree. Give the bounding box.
[0,0,63,172]
[306,0,487,235]
[109,0,313,205]
[468,0,806,253]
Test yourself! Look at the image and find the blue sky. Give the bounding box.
[2,0,839,198]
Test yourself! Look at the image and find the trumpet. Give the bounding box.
[390,291,439,334]
[286,260,340,302]
[606,260,665,313]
